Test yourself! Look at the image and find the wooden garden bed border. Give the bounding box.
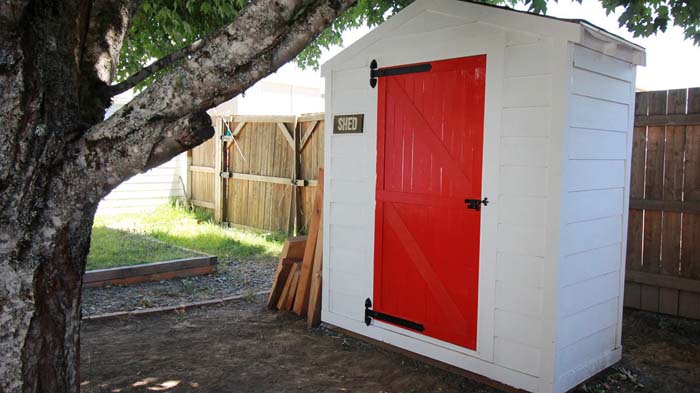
[83,255,218,288]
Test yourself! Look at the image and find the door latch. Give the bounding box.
[465,197,489,211]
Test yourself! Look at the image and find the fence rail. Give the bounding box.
[624,87,700,319]
[188,114,324,234]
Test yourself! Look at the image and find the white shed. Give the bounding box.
[320,1,645,392]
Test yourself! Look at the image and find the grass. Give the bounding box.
[89,203,285,270]
[87,227,199,270]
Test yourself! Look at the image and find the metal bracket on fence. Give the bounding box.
[219,171,231,179]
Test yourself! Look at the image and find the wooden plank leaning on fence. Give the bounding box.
[268,168,325,326]
[267,236,307,308]
[292,169,324,316]
[307,214,324,327]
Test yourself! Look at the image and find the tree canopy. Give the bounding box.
[117,0,700,90]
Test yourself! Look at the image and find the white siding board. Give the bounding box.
[329,246,368,275]
[558,326,616,376]
[391,10,474,36]
[504,43,554,77]
[98,155,186,214]
[569,95,628,132]
[501,107,551,137]
[568,128,627,159]
[499,166,548,196]
[331,156,370,181]
[331,89,373,113]
[571,68,630,104]
[494,309,542,347]
[495,281,543,317]
[560,272,620,317]
[573,45,634,82]
[105,181,181,193]
[560,244,621,287]
[329,225,367,249]
[500,137,549,167]
[330,203,370,228]
[497,224,546,256]
[496,253,544,289]
[494,338,541,376]
[329,180,372,203]
[505,31,540,46]
[566,160,625,191]
[101,189,182,200]
[331,137,367,158]
[563,188,624,223]
[331,67,368,91]
[559,298,618,347]
[560,216,622,256]
[329,268,366,296]
[503,75,552,107]
[498,195,547,227]
[329,290,362,320]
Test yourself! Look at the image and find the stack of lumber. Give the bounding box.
[267,169,324,327]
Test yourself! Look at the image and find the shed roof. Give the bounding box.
[322,0,646,72]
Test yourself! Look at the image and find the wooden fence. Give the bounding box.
[188,114,324,234]
[624,88,700,319]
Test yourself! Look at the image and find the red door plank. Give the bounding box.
[374,55,486,350]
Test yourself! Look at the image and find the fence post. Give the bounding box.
[213,117,225,223]
[292,117,302,234]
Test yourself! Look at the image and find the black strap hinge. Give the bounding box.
[364,298,424,331]
[370,59,432,88]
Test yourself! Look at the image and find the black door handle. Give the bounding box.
[465,197,489,211]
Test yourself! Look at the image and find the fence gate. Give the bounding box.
[625,88,700,319]
[188,114,324,234]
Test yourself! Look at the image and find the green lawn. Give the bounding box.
[88,227,199,270]
[88,204,284,270]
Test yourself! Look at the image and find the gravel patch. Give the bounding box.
[81,257,277,317]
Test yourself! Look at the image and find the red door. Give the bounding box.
[373,55,486,350]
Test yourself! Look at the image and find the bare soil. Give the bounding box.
[80,297,700,393]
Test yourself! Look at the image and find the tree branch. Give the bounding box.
[78,0,140,124]
[81,0,357,197]
[109,37,206,96]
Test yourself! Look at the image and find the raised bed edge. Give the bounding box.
[84,255,217,287]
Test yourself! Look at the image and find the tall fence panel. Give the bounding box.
[298,114,325,231]
[625,88,700,319]
[189,114,324,234]
[189,136,217,209]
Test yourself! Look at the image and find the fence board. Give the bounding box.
[626,87,700,319]
[626,209,643,271]
[191,115,324,234]
[661,90,686,276]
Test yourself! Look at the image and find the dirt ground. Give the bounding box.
[80,296,700,393]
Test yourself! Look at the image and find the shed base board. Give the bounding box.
[326,323,527,393]
[554,347,621,392]
[322,312,539,392]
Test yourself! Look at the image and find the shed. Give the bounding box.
[320,1,645,392]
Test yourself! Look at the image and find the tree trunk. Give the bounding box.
[0,0,357,391]
[1,2,102,390]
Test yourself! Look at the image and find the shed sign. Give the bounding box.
[333,114,364,134]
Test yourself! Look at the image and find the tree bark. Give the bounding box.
[0,0,356,391]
